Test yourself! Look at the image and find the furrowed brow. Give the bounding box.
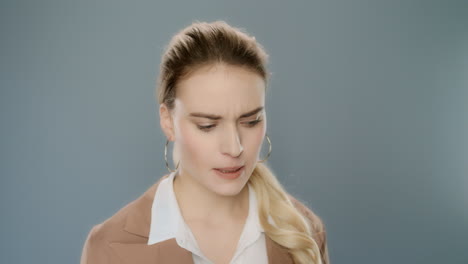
[189,106,264,120]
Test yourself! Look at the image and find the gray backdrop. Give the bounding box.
[1,0,467,263]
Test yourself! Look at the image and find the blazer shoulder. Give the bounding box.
[287,194,325,232]
[80,186,158,264]
[80,176,168,264]
[287,194,331,264]
[80,198,140,264]
[81,223,110,264]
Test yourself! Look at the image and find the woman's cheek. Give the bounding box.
[178,122,211,168]
[253,122,267,158]
[179,122,196,152]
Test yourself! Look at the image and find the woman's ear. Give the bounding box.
[159,104,175,141]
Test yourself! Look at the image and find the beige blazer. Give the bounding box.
[80,174,330,264]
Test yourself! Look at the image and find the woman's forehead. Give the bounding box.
[175,64,265,117]
[187,106,265,120]
[177,64,264,94]
[174,96,265,119]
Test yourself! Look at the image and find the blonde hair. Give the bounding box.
[156,20,323,264]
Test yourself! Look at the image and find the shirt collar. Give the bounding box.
[147,170,267,246]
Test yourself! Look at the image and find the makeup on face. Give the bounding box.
[189,107,265,133]
[213,165,245,180]
[170,64,266,196]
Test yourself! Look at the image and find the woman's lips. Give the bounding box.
[213,166,245,179]
[214,166,244,172]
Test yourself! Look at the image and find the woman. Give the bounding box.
[80,20,330,264]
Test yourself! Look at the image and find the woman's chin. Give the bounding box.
[209,180,249,197]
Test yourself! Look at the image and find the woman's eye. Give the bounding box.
[244,119,262,127]
[197,124,216,131]
[197,119,262,132]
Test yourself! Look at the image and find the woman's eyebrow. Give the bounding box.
[189,106,264,120]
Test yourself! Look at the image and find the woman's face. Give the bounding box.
[160,63,266,197]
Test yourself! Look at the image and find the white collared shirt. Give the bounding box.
[147,170,270,264]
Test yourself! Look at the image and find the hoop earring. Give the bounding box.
[258,134,272,163]
[165,139,180,173]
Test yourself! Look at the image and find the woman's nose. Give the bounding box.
[221,125,243,158]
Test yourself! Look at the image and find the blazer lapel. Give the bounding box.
[110,237,292,264]
[265,235,294,264]
[110,174,293,264]
[109,238,194,264]
[109,175,195,264]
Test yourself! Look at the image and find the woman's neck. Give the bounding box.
[172,170,249,226]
